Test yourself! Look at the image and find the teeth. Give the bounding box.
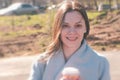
[67,37,77,41]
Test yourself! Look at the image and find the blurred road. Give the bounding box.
[0,55,36,80]
[0,51,120,80]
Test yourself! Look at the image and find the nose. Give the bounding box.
[68,27,76,34]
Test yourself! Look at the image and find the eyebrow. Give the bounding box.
[62,21,82,24]
[76,21,82,24]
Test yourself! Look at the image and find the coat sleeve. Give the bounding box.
[28,59,46,80]
[99,57,111,80]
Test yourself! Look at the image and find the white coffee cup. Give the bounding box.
[60,67,80,80]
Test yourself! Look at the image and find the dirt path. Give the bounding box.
[0,51,120,80]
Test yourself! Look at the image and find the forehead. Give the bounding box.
[63,11,83,23]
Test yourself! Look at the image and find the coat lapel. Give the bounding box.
[42,49,66,80]
[43,40,89,80]
[55,40,88,80]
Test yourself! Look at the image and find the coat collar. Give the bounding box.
[43,40,89,80]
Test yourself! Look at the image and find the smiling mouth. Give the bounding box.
[66,37,78,41]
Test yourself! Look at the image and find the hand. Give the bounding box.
[59,75,80,80]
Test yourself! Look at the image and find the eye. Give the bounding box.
[75,24,82,28]
[62,24,69,28]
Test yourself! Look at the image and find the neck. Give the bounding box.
[62,44,81,60]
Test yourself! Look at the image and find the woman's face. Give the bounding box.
[61,11,86,49]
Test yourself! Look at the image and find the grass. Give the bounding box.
[0,29,42,40]
[0,10,119,57]
[87,11,106,20]
[0,10,105,39]
[0,10,56,27]
[0,11,104,26]
[0,14,47,27]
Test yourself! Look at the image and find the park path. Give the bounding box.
[0,50,120,80]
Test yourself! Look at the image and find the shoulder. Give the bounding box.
[95,52,109,66]
[32,53,47,68]
[89,49,110,72]
[93,50,108,61]
[94,52,111,79]
[87,45,109,63]
[29,53,46,80]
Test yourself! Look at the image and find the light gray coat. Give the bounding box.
[29,40,111,80]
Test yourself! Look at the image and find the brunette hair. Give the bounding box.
[40,0,90,61]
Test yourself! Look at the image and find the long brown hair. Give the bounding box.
[40,0,90,61]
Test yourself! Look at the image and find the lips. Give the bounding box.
[66,37,78,41]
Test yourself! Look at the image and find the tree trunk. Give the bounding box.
[93,0,98,10]
[108,0,112,10]
[32,0,36,5]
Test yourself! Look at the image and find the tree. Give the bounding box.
[31,0,36,5]
[93,0,98,10]
[108,0,112,10]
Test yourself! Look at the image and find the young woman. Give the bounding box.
[28,1,110,80]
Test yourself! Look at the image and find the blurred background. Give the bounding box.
[0,0,120,80]
[0,0,119,57]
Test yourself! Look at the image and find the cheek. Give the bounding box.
[60,30,65,41]
[76,29,85,36]
[61,29,67,37]
[60,30,69,43]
